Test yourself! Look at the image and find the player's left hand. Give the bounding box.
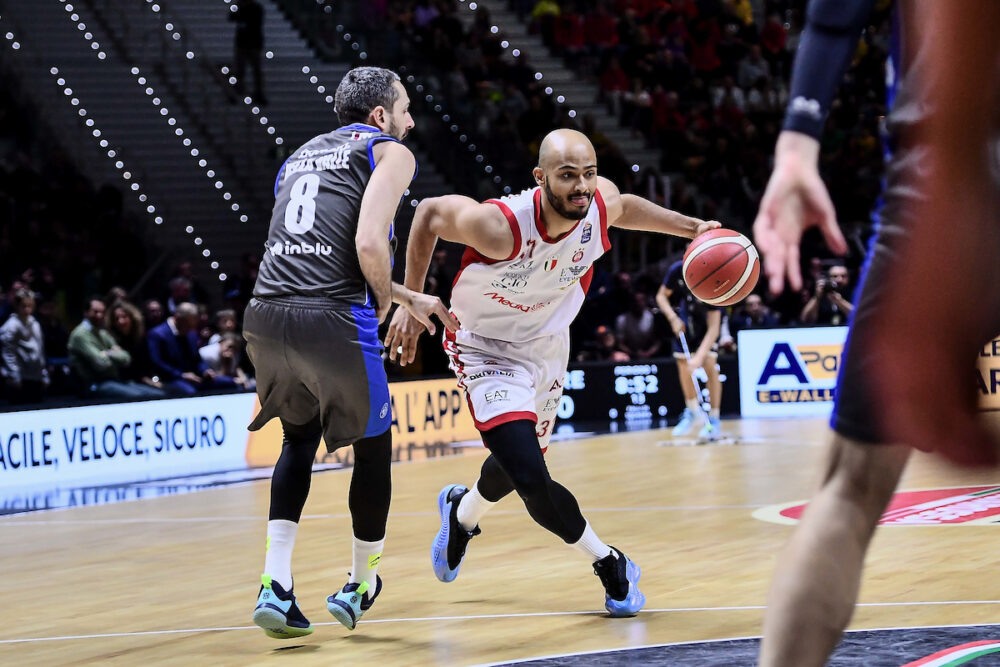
[694,220,722,237]
[384,295,458,366]
[404,291,460,337]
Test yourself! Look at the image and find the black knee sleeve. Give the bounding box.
[476,454,516,502]
[480,420,586,542]
[350,428,392,542]
[269,416,322,522]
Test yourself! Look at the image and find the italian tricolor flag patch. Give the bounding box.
[903,640,1000,666]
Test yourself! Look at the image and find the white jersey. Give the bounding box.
[450,186,611,343]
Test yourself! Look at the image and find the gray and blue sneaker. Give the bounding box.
[697,416,722,441]
[252,575,314,639]
[593,547,646,618]
[327,575,382,631]
[431,484,481,583]
[671,408,700,436]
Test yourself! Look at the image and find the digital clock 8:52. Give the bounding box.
[614,373,659,404]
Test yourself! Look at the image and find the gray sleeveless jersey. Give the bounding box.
[253,124,406,305]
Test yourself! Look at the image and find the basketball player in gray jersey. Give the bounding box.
[754,1,1000,664]
[245,67,457,638]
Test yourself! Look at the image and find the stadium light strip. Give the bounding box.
[52,1,230,281]
[141,0,285,148]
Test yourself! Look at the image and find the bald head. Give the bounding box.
[537,129,597,171]
[534,129,599,222]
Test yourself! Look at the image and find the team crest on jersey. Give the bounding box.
[572,249,585,263]
[581,222,593,243]
[544,258,559,272]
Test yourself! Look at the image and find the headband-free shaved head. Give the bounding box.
[537,129,597,171]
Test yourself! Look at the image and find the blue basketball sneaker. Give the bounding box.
[697,416,722,441]
[671,408,700,436]
[327,576,382,631]
[252,575,314,639]
[593,547,646,617]
[431,484,481,583]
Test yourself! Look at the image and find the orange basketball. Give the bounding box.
[682,229,760,306]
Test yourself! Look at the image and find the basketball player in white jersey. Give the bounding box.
[385,129,720,615]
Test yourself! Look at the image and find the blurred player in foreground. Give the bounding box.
[387,129,720,616]
[753,2,1000,665]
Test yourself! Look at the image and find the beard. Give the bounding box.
[543,181,591,220]
[387,117,408,140]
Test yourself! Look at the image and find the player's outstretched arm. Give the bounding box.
[385,195,514,366]
[357,141,416,322]
[753,0,875,295]
[597,177,720,238]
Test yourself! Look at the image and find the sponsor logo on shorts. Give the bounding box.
[485,390,509,403]
[467,369,515,381]
[550,378,563,391]
[379,403,389,419]
[581,222,592,243]
[572,249,585,263]
[482,292,552,313]
[754,485,1000,526]
[543,398,560,411]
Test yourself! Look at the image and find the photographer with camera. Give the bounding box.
[800,263,854,326]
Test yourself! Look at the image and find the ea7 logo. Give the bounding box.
[485,390,509,403]
[757,343,842,385]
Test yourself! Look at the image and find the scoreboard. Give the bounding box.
[559,357,741,423]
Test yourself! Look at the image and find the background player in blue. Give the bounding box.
[753,1,1000,664]
[656,258,723,439]
[244,67,457,638]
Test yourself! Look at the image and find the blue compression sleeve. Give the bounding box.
[782,0,878,139]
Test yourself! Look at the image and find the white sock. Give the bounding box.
[349,536,385,592]
[571,522,613,562]
[709,408,720,419]
[685,398,700,412]
[263,519,298,591]
[456,481,497,532]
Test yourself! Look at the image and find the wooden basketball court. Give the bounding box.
[3,417,999,665]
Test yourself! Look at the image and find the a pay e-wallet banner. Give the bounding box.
[738,327,848,418]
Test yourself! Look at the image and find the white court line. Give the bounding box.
[0,504,766,526]
[2,601,999,645]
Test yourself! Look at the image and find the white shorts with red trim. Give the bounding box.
[444,328,569,452]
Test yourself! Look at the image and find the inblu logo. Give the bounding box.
[269,241,333,256]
